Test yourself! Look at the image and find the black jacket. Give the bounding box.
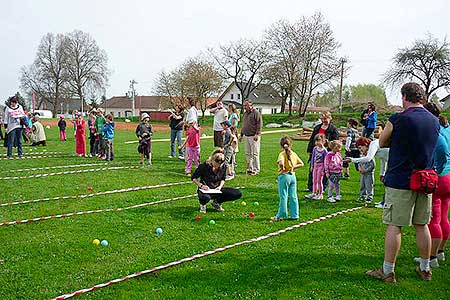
[306,123,340,153]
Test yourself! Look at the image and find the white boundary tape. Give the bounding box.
[0,193,197,227]
[0,166,140,180]
[52,206,363,300]
[2,163,108,173]
[124,128,300,144]
[0,151,63,157]
[0,155,65,161]
[0,181,191,208]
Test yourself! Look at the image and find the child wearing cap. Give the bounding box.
[179,121,201,176]
[135,113,153,166]
[222,120,235,180]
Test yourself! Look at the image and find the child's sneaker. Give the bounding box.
[437,252,445,261]
[356,196,366,202]
[178,155,185,160]
[375,201,384,209]
[211,200,224,212]
[365,198,373,204]
[313,194,323,200]
[327,196,336,203]
[334,195,341,201]
[270,216,283,222]
[199,205,207,214]
[342,173,350,180]
[225,174,235,181]
[304,193,315,199]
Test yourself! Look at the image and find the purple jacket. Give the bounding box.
[324,152,343,176]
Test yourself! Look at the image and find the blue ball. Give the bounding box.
[156,228,163,235]
[100,240,108,246]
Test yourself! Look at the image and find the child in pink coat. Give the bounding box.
[180,121,201,176]
[324,140,343,203]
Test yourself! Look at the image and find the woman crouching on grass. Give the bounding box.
[271,136,304,221]
[192,149,242,214]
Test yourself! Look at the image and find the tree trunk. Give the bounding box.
[280,94,287,114]
[288,93,293,116]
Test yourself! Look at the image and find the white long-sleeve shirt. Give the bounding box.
[4,104,24,134]
[350,139,389,176]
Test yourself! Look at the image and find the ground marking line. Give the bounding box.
[0,151,63,157]
[52,206,362,300]
[0,194,197,227]
[0,181,191,208]
[0,166,140,180]
[2,163,108,173]
[0,155,67,161]
[124,128,299,144]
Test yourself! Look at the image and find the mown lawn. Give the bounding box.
[0,123,448,300]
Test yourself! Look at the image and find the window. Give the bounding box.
[118,112,121,118]
[230,94,234,100]
[271,108,277,114]
[237,94,241,99]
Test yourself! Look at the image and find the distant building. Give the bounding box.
[440,94,450,110]
[36,97,85,114]
[217,82,282,114]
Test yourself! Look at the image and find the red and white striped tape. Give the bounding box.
[0,181,191,207]
[0,151,63,157]
[0,166,140,180]
[0,193,197,227]
[3,162,108,173]
[124,128,300,144]
[52,206,362,300]
[0,155,63,161]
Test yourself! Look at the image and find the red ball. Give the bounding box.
[195,215,202,221]
[87,187,93,191]
[249,212,255,218]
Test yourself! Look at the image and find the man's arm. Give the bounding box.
[379,121,393,148]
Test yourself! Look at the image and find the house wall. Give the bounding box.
[221,85,242,103]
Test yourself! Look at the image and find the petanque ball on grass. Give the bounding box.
[100,240,108,246]
[209,220,216,225]
[156,228,163,235]
[195,215,202,221]
[253,201,259,206]
[202,133,207,137]
[249,212,255,218]
[92,239,100,246]
[241,201,247,206]
[87,187,93,191]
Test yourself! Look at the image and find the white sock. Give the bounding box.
[383,261,395,275]
[419,257,430,272]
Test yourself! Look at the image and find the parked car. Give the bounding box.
[33,110,53,119]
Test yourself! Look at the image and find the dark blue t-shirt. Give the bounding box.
[384,107,439,190]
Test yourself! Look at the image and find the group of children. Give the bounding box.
[61,108,115,160]
[273,118,380,221]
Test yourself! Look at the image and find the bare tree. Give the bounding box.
[180,56,223,117]
[384,35,450,98]
[210,39,269,107]
[294,13,342,116]
[264,20,303,115]
[64,30,109,113]
[154,69,189,108]
[20,33,69,114]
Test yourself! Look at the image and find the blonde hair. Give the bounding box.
[280,136,292,162]
[207,149,225,165]
[329,140,342,150]
[320,112,332,120]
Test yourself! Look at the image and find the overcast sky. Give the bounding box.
[1,0,449,105]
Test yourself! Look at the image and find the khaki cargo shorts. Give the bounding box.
[382,187,432,226]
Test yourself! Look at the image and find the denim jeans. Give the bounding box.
[170,129,184,157]
[7,127,23,158]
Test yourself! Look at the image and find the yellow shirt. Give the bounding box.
[277,150,303,175]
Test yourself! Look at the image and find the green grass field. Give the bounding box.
[0,124,448,300]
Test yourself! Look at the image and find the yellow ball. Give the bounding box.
[92,239,100,246]
[241,201,247,206]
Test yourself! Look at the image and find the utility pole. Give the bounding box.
[129,79,138,117]
[338,58,347,114]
